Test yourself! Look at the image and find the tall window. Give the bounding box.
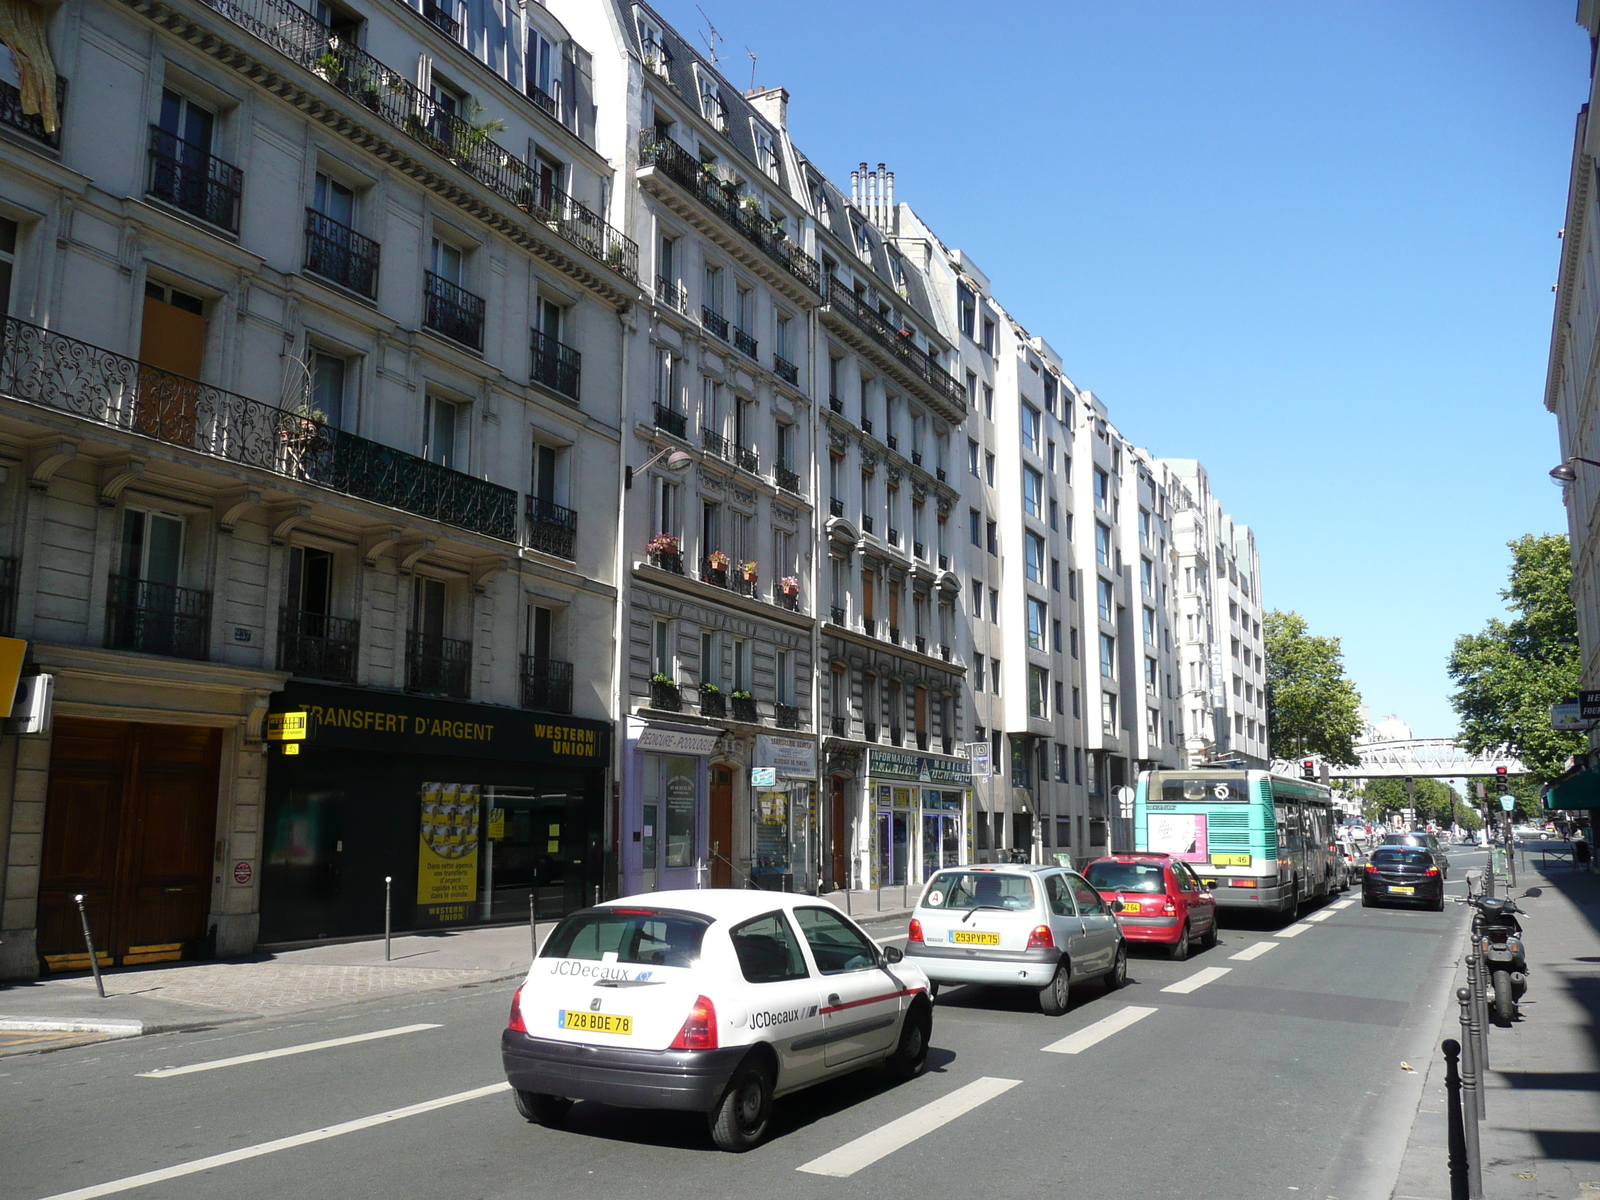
[701,629,719,686]
[1099,633,1116,679]
[969,508,981,547]
[703,264,723,315]
[1023,467,1042,518]
[1098,578,1114,623]
[0,217,15,320]
[776,314,792,362]
[527,31,559,106]
[1143,607,1156,645]
[1021,405,1040,453]
[776,649,792,704]
[968,438,980,477]
[430,236,464,286]
[1094,467,1109,509]
[1095,523,1110,566]
[653,618,672,677]
[957,283,975,338]
[1028,666,1047,719]
[310,351,348,429]
[1141,557,1154,596]
[1027,598,1046,650]
[1025,532,1044,583]
[313,172,355,226]
[424,396,459,468]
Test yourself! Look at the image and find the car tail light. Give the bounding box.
[1365,863,1379,874]
[1027,925,1054,950]
[507,986,528,1033]
[1424,866,1440,876]
[670,995,718,1051]
[908,917,924,943]
[1162,900,1177,916]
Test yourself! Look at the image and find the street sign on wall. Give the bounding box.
[1581,691,1600,719]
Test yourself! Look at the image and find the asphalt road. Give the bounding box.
[0,850,1483,1200]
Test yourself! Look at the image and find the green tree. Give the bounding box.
[1358,778,1478,829]
[1264,610,1364,766]
[1447,534,1583,786]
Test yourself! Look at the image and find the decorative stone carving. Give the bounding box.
[733,486,757,505]
[935,494,953,516]
[701,472,726,493]
[826,748,863,776]
[774,506,796,523]
[861,448,878,471]
[886,466,902,487]
[911,481,928,502]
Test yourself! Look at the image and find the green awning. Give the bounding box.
[1543,769,1600,810]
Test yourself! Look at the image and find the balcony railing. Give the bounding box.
[774,465,799,494]
[700,557,729,587]
[861,416,873,436]
[911,451,922,466]
[654,402,687,438]
[526,496,577,559]
[916,732,929,751]
[702,307,729,340]
[888,625,901,645]
[914,541,925,559]
[775,703,800,730]
[656,276,687,313]
[525,82,558,120]
[735,445,759,473]
[699,686,726,719]
[0,556,18,637]
[531,329,580,399]
[889,725,903,746]
[424,271,485,350]
[0,318,518,541]
[863,617,876,638]
[862,515,874,535]
[829,498,844,517]
[940,644,952,662]
[649,679,682,710]
[638,130,821,292]
[831,716,847,737]
[938,553,950,570]
[864,721,878,742]
[147,126,242,233]
[731,695,758,723]
[829,395,844,414]
[731,574,758,598]
[887,434,898,451]
[0,76,66,149]
[649,548,684,574]
[520,654,574,713]
[888,528,901,547]
[943,736,954,755]
[773,355,798,385]
[105,574,211,660]
[406,631,471,698]
[916,635,927,654]
[422,0,460,40]
[936,467,947,482]
[200,0,637,280]
[830,606,845,625]
[304,209,379,298]
[825,284,965,410]
[774,588,799,612]
[702,427,732,462]
[733,328,758,359]
[277,608,359,682]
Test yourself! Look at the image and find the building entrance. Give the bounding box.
[921,812,960,880]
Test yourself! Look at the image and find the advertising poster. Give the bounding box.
[1148,812,1208,862]
[417,783,481,926]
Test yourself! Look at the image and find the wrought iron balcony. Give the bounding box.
[888,528,901,547]
[774,588,799,612]
[700,557,729,587]
[916,732,929,751]
[938,554,950,570]
[702,427,732,462]
[731,695,758,723]
[0,555,14,636]
[147,126,242,233]
[936,467,947,482]
[105,574,211,660]
[735,445,759,473]
[0,76,66,149]
[638,130,821,293]
[824,284,965,411]
[943,735,954,755]
[940,644,952,662]
[731,574,759,599]
[525,81,558,120]
[526,496,577,559]
[829,395,844,414]
[649,548,684,574]
[862,515,874,535]
[520,654,573,713]
[862,617,876,638]
[916,635,927,654]
[830,606,845,625]
[733,328,758,359]
[774,465,799,494]
[531,329,580,399]
[649,678,681,710]
[653,402,687,439]
[887,434,898,451]
[829,498,844,518]
[699,686,725,719]
[912,451,922,466]
[406,631,471,697]
[702,307,729,340]
[0,318,518,541]
[304,209,379,299]
[831,716,847,737]
[860,416,873,436]
[773,355,798,385]
[278,608,359,682]
[656,276,688,313]
[889,725,903,746]
[914,541,925,559]
[775,702,800,730]
[422,0,460,40]
[424,271,485,350]
[864,721,879,742]
[200,0,637,280]
[888,625,901,645]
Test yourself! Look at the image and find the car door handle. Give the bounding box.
[828,993,841,1007]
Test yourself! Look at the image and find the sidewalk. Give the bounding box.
[1391,859,1600,1199]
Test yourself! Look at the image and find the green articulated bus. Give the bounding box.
[1134,768,1336,914]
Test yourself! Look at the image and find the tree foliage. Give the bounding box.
[1264,610,1364,766]
[1345,779,1480,829]
[1447,534,1584,785]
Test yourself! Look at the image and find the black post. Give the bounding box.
[529,891,537,960]
[73,893,105,999]
[1457,987,1484,1199]
[384,876,392,962]
[1442,1039,1468,1200]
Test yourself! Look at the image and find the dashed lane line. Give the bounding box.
[1161,966,1232,994]
[35,1082,511,1200]
[796,1077,1022,1177]
[1229,942,1279,962]
[1040,1005,1157,1055]
[1304,910,1336,923]
[1276,922,1314,938]
[137,1024,443,1078]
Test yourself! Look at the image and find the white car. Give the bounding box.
[501,890,933,1151]
[905,865,1127,1014]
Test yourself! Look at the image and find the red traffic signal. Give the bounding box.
[1301,759,1315,780]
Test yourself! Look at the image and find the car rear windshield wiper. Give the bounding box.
[962,904,1009,924]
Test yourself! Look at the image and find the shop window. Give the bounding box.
[642,752,697,869]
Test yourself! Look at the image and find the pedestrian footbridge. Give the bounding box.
[1272,739,1524,780]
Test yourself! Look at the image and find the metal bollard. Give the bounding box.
[1442,1039,1468,1200]
[529,891,538,960]
[1456,987,1484,1199]
[384,876,392,962]
[1468,943,1490,1092]
[73,894,105,999]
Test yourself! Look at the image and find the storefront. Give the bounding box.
[862,748,974,888]
[751,734,818,894]
[621,718,721,896]
[260,682,610,943]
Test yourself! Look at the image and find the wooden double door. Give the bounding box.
[38,718,222,971]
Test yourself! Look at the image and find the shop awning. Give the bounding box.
[1543,768,1600,810]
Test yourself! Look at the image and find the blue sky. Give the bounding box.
[650,0,1582,738]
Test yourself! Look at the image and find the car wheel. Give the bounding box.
[513,1091,573,1126]
[1169,922,1190,961]
[709,1058,774,1152]
[1361,892,1374,908]
[1038,960,1073,1015]
[1430,893,1445,913]
[1105,942,1127,989]
[1200,919,1219,951]
[885,1001,931,1082]
[928,981,940,1000]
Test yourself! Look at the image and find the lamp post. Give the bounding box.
[1549,455,1600,482]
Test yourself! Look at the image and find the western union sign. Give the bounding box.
[267,712,309,741]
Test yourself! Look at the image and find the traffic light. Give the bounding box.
[1496,766,1508,787]
[1301,759,1315,780]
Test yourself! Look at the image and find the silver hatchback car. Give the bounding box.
[904,865,1127,1014]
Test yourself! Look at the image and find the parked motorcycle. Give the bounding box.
[1469,895,1527,1025]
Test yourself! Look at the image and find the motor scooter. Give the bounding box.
[1469,895,1527,1025]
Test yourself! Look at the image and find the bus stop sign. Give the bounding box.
[1499,794,1515,812]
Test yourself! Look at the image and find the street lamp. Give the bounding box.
[624,446,693,489]
[1549,455,1600,483]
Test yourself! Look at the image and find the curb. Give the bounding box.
[0,1017,147,1037]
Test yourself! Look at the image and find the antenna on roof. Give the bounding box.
[695,5,721,64]
[745,46,757,94]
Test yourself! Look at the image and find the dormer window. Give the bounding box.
[753,125,777,178]
[635,10,670,78]
[853,220,872,259]
[696,69,728,133]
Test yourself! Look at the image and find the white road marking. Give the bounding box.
[37,1082,510,1200]
[1332,899,1355,909]
[1276,922,1314,938]
[1305,909,1336,923]
[1229,941,1279,961]
[1161,966,1231,994]
[796,1076,1021,1177]
[1040,1005,1157,1054]
[136,1024,443,1078]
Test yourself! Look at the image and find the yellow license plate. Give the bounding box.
[1121,901,1142,914]
[561,1010,632,1035]
[950,930,1000,946]
[1211,854,1251,867]
[1388,885,1414,895]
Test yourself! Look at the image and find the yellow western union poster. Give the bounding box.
[417,783,480,926]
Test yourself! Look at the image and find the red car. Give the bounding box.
[1084,853,1219,961]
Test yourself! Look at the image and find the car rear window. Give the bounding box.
[1084,861,1167,894]
[540,908,710,967]
[922,871,1036,911]
[1370,848,1432,866]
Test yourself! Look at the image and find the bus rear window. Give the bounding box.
[1157,774,1248,803]
[540,908,711,967]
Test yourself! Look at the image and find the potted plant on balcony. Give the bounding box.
[779,574,800,609]
[730,688,757,723]
[277,403,329,476]
[705,549,729,584]
[650,672,680,710]
[647,532,680,570]
[698,681,725,718]
[740,560,758,583]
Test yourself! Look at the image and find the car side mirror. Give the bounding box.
[882,945,904,964]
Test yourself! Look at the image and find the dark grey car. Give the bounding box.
[1380,832,1449,878]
